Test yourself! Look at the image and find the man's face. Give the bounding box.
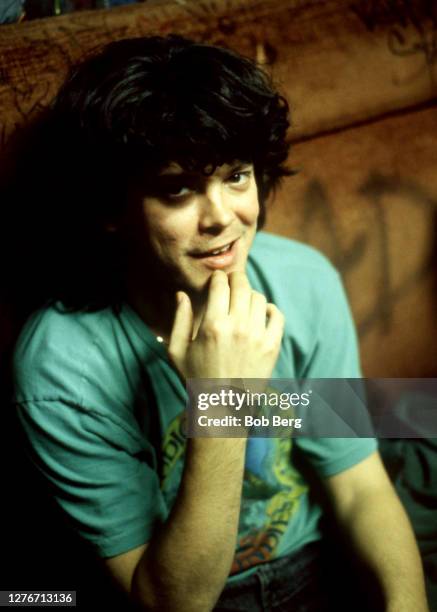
[125,161,260,297]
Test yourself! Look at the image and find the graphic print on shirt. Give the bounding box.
[161,411,187,507]
[231,437,307,573]
[160,414,308,573]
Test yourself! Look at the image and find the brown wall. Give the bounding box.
[1,0,436,375]
[267,105,437,376]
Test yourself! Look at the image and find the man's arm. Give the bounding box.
[105,437,247,612]
[323,449,429,612]
[104,271,285,611]
[133,437,247,611]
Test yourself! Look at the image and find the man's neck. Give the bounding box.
[127,285,206,344]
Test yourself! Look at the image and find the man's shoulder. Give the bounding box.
[250,232,363,378]
[249,231,341,301]
[12,303,119,404]
[250,231,338,278]
[14,302,111,360]
[248,232,352,367]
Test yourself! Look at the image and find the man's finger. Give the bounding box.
[265,303,285,344]
[168,292,193,359]
[229,271,252,319]
[249,291,268,330]
[203,270,230,324]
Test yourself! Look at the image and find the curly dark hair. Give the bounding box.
[1,35,292,315]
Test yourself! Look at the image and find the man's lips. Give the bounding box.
[189,238,238,258]
[191,238,239,270]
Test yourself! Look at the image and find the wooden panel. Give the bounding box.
[1,0,437,145]
[265,104,437,376]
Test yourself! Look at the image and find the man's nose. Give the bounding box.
[198,185,234,231]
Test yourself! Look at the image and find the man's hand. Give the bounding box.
[168,270,285,380]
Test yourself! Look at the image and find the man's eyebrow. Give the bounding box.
[228,162,252,171]
[157,161,253,178]
[155,172,197,183]
[150,174,200,196]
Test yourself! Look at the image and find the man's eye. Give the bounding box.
[167,186,192,198]
[227,171,251,186]
[158,182,195,200]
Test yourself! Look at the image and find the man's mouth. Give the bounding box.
[189,238,240,270]
[190,239,237,258]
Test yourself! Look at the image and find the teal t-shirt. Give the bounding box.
[12,231,377,583]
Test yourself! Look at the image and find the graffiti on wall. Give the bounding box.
[300,173,437,337]
[352,0,437,76]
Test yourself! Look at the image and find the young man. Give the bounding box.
[11,36,428,611]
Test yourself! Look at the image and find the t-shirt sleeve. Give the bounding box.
[15,399,168,558]
[301,267,362,379]
[295,266,378,478]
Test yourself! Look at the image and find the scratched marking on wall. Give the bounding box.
[301,174,437,338]
[352,0,437,81]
